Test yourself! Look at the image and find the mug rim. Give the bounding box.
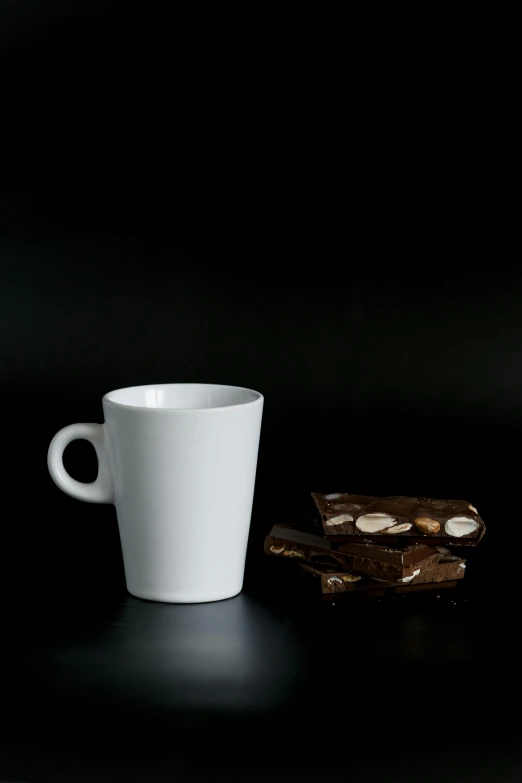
[103,383,264,412]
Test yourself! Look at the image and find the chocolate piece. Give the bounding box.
[312,492,485,546]
[299,564,380,595]
[264,523,340,565]
[337,548,439,582]
[266,522,438,565]
[329,580,460,600]
[372,557,466,585]
[411,558,466,584]
[265,523,441,581]
[338,541,439,565]
[300,562,463,598]
[435,546,463,563]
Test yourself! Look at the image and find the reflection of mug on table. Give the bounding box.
[48,383,263,603]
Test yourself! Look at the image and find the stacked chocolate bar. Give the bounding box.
[264,493,485,599]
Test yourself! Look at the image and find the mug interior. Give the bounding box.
[103,383,261,411]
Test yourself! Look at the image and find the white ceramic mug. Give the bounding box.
[47,383,264,603]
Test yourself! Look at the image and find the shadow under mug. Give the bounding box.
[47,383,264,603]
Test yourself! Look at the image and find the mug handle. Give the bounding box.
[47,423,115,503]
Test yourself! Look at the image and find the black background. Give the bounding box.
[2,6,522,782]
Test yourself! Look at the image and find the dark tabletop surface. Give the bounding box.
[2,503,521,783]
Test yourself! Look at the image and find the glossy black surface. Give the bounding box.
[2,511,522,781]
